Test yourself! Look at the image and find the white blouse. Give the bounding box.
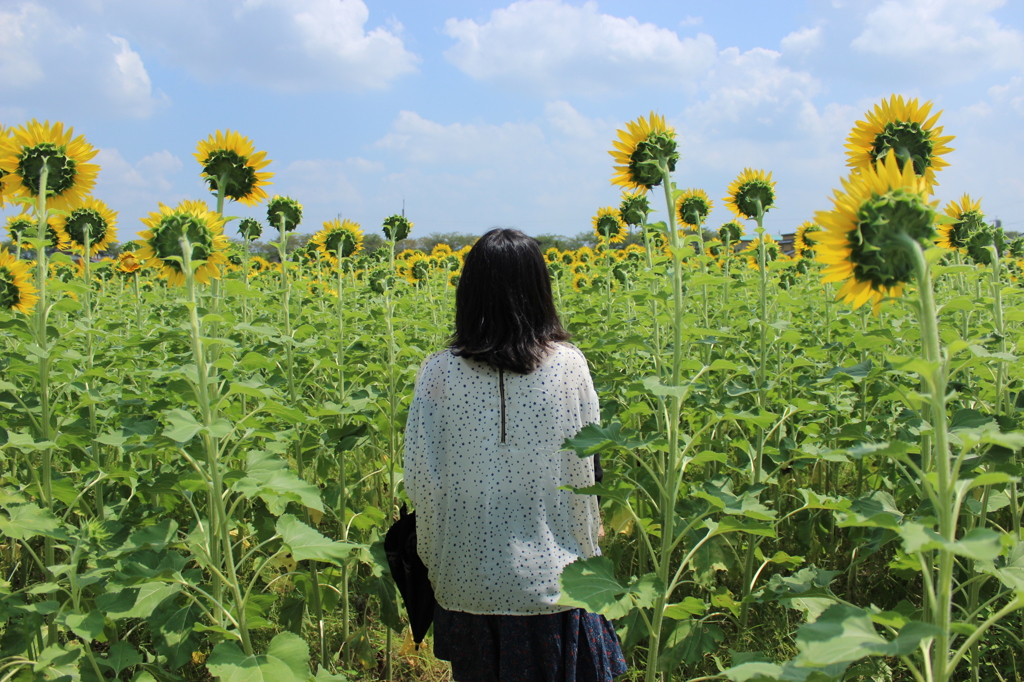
[403,343,602,615]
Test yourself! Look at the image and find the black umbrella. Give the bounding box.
[384,505,436,644]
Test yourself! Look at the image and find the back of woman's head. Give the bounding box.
[451,228,569,373]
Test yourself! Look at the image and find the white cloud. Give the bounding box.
[102,0,419,92]
[443,0,717,96]
[684,47,822,136]
[852,0,1024,79]
[375,111,548,165]
[0,3,164,119]
[781,26,822,55]
[90,148,186,225]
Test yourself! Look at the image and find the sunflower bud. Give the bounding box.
[238,217,263,241]
[726,169,776,220]
[382,214,413,242]
[619,191,650,227]
[267,196,303,232]
[718,221,743,243]
[966,226,1005,266]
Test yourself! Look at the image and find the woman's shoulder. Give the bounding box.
[546,342,589,368]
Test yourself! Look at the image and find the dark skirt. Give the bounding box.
[433,604,628,682]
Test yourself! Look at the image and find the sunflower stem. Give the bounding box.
[81,228,104,520]
[902,234,954,682]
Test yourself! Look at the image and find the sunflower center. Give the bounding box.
[203,150,258,201]
[871,121,933,177]
[0,267,23,309]
[628,132,678,189]
[678,197,710,226]
[64,208,108,248]
[850,189,935,289]
[153,214,216,271]
[734,181,775,219]
[18,143,77,197]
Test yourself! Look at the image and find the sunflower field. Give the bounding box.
[1,95,1023,682]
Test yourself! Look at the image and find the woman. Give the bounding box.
[403,228,627,681]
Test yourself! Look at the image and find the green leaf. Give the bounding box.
[708,517,777,538]
[109,519,178,557]
[163,409,203,443]
[0,501,68,540]
[950,409,994,431]
[104,641,142,675]
[276,514,358,564]
[795,604,887,665]
[562,422,650,455]
[62,610,106,641]
[658,619,723,672]
[207,632,311,682]
[557,556,633,619]
[100,582,181,620]
[235,451,324,515]
[663,597,707,620]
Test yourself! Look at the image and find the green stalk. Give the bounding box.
[902,236,953,682]
[180,234,253,655]
[30,165,58,646]
[642,161,687,682]
[740,213,768,627]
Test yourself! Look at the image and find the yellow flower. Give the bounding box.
[592,207,628,244]
[312,218,364,266]
[544,247,561,264]
[741,234,783,270]
[431,243,453,257]
[610,112,678,190]
[571,272,593,291]
[619,188,651,226]
[249,255,271,277]
[6,213,37,248]
[937,194,983,251]
[0,124,10,208]
[793,221,821,259]
[194,130,273,206]
[575,246,594,263]
[54,197,118,256]
[845,95,954,188]
[0,120,100,211]
[137,200,229,286]
[0,249,39,313]
[116,251,140,274]
[676,188,713,227]
[725,169,776,220]
[815,150,937,313]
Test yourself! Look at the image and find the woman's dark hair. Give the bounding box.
[450,228,570,373]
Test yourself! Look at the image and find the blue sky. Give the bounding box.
[2,0,1024,241]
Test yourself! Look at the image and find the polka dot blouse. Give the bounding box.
[403,342,602,615]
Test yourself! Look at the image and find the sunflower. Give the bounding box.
[382,214,413,242]
[572,272,593,291]
[313,218,364,267]
[965,225,1005,266]
[0,120,100,211]
[0,125,10,207]
[845,95,954,188]
[718,221,744,244]
[116,251,141,275]
[559,250,576,266]
[575,246,595,264]
[676,188,713,227]
[137,199,229,286]
[54,197,118,256]
[619,188,651,227]
[237,217,263,241]
[937,194,983,251]
[447,271,461,288]
[592,207,628,244]
[267,196,302,232]
[405,253,430,286]
[250,255,271,277]
[431,243,453,257]
[0,249,38,313]
[6,214,36,248]
[741,234,785,270]
[544,247,561,264]
[725,169,776,220]
[610,112,679,190]
[815,150,937,313]
[194,130,273,206]
[793,221,822,259]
